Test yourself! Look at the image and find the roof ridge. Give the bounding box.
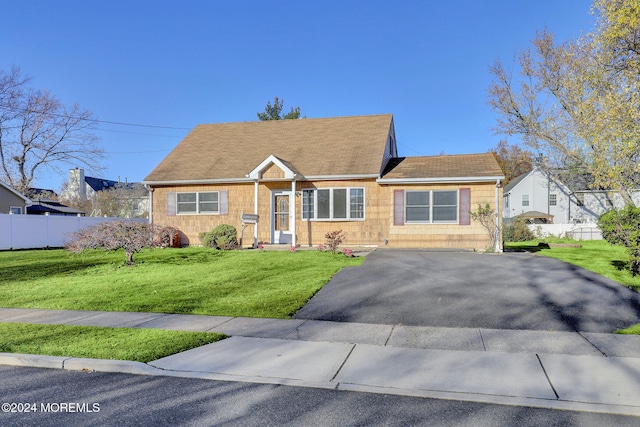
[192,113,393,128]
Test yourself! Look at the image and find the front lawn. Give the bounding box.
[505,239,640,292]
[0,247,363,318]
[0,323,224,363]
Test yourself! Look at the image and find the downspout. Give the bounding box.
[547,172,551,216]
[495,179,502,253]
[146,185,153,224]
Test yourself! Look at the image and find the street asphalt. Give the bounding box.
[2,250,640,417]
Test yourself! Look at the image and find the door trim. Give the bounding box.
[271,190,293,244]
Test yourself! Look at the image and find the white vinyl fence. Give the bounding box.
[0,214,146,250]
[527,223,602,240]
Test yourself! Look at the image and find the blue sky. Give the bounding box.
[2,1,595,191]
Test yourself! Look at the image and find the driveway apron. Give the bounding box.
[294,250,640,332]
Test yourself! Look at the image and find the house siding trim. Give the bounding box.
[144,174,381,187]
[377,176,504,184]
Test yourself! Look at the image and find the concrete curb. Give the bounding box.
[5,352,640,417]
[338,383,640,417]
[0,353,68,369]
[0,352,155,375]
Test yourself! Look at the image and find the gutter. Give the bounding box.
[377,176,505,184]
[143,174,381,186]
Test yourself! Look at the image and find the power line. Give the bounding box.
[94,118,191,130]
[0,103,192,130]
[96,127,186,138]
[397,141,426,156]
[105,149,173,154]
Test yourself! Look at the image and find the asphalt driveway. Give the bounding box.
[294,250,640,333]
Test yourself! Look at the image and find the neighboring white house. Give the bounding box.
[61,168,149,218]
[503,167,640,224]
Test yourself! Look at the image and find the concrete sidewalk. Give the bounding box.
[2,308,640,416]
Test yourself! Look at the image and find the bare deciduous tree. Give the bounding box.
[65,221,179,265]
[488,139,535,185]
[488,0,640,206]
[0,66,103,194]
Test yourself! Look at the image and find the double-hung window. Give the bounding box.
[405,190,457,223]
[177,192,219,214]
[302,188,364,220]
[522,194,530,207]
[406,191,430,222]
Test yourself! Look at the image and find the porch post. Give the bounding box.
[495,179,502,253]
[254,180,259,247]
[291,178,296,247]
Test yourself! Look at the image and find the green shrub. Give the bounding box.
[470,203,497,251]
[199,224,238,250]
[503,216,535,242]
[598,206,640,276]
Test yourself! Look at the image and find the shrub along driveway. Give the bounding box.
[294,250,640,333]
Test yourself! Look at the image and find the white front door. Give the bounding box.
[272,191,293,244]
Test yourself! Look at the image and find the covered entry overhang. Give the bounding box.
[247,155,299,247]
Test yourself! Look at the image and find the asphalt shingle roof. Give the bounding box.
[381,153,504,179]
[144,114,394,183]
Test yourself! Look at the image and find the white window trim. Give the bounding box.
[9,206,22,215]
[522,194,530,207]
[302,187,365,221]
[405,190,459,224]
[176,191,220,215]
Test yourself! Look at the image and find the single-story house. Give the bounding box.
[503,166,640,224]
[0,180,31,215]
[144,114,505,250]
[27,199,85,216]
[23,188,84,216]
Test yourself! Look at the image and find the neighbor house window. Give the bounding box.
[302,188,365,220]
[405,190,458,223]
[177,192,219,214]
[9,206,22,215]
[549,193,557,206]
[522,194,530,207]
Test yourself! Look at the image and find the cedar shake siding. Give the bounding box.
[144,115,505,250]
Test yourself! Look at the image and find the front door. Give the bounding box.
[272,191,292,244]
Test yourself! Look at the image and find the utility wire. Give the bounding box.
[0,103,192,130]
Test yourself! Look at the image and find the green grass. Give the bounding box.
[0,247,363,318]
[616,324,640,335]
[504,239,640,291]
[0,322,224,363]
